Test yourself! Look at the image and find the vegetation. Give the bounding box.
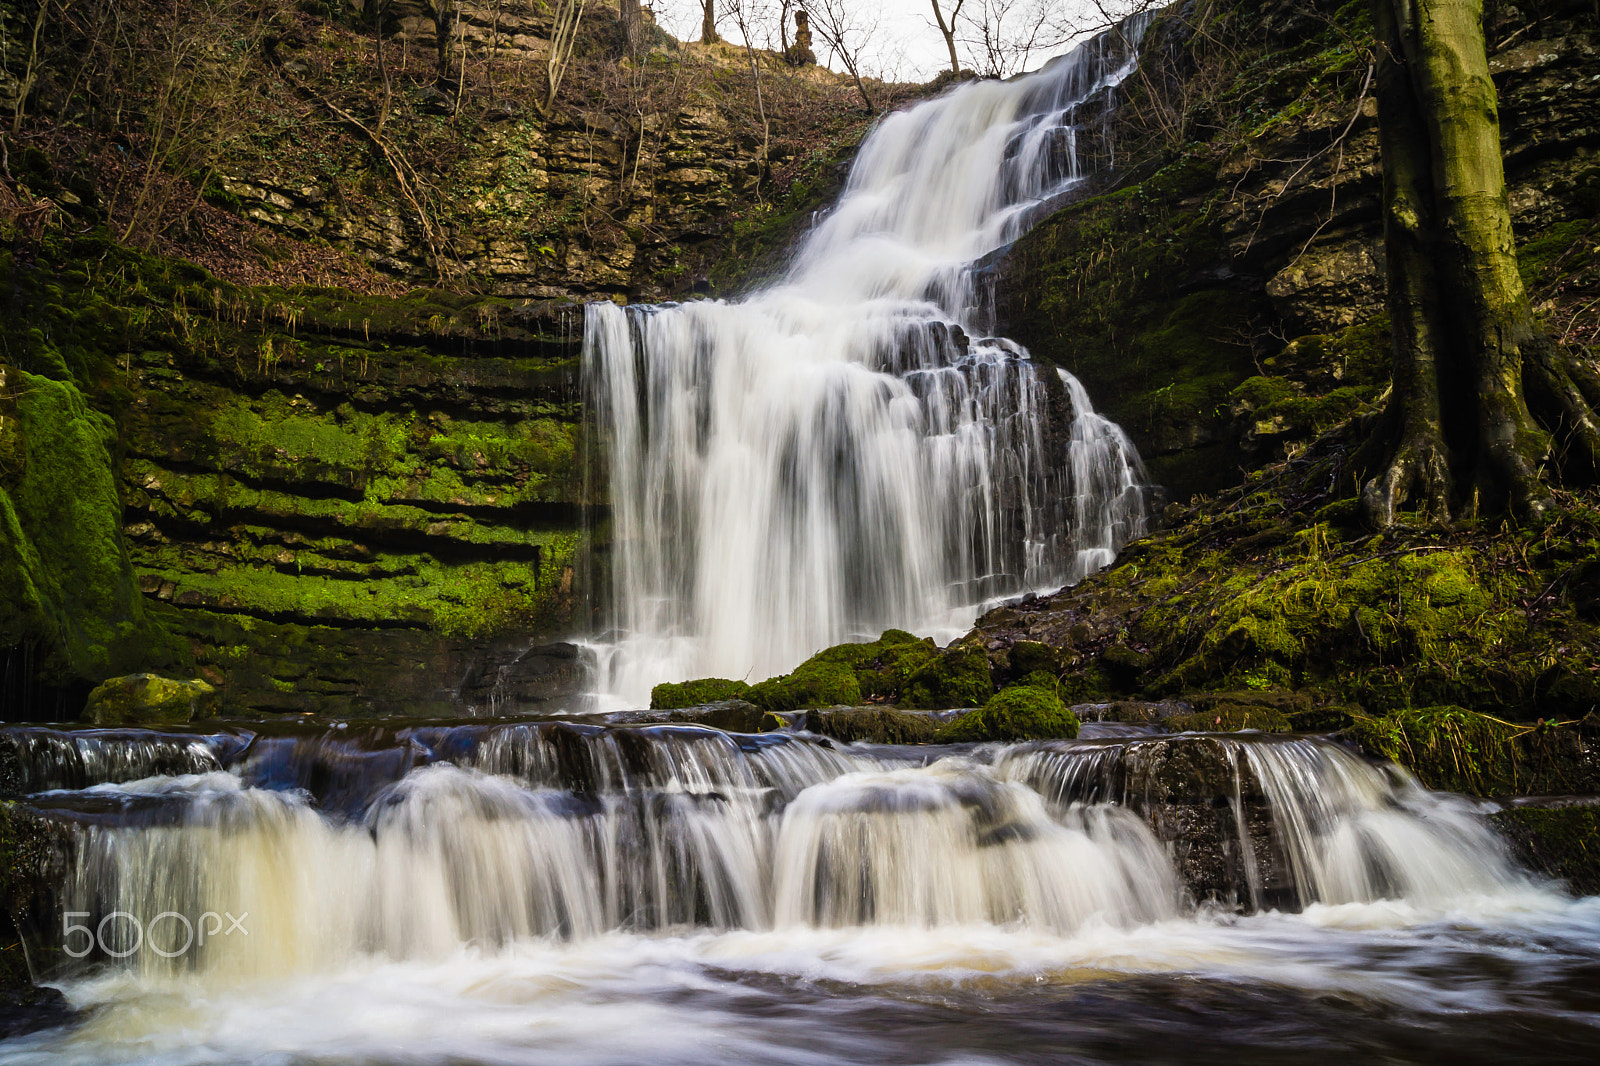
[939,682,1081,742]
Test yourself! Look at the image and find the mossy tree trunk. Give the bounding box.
[1359,0,1600,525]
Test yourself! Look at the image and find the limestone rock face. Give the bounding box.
[83,674,220,726]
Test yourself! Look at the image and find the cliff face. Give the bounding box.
[995,0,1600,501]
[1,235,594,716]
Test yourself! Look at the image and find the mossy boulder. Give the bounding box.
[939,684,1080,743]
[1489,801,1600,896]
[737,630,939,712]
[82,674,219,726]
[747,660,862,712]
[901,639,996,709]
[651,678,752,710]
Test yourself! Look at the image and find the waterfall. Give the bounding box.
[585,21,1153,703]
[10,724,1538,985]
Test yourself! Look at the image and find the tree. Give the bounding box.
[807,0,881,110]
[619,0,645,55]
[929,0,965,76]
[958,0,1060,78]
[701,0,720,43]
[1357,0,1600,525]
[424,0,457,84]
[538,0,588,117]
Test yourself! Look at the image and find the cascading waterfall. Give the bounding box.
[585,20,1153,702]
[9,722,1538,987]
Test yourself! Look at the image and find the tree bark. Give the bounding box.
[1360,0,1598,524]
[701,0,720,44]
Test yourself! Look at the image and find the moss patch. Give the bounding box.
[940,684,1080,743]
[651,678,753,710]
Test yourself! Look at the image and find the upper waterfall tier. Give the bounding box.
[585,19,1154,702]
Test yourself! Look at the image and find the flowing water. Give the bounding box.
[1,720,1598,1063]
[585,24,1150,704]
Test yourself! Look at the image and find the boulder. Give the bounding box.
[82,674,218,726]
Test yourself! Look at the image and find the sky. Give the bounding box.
[646,1,1115,84]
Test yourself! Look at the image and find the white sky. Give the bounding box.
[646,1,1109,84]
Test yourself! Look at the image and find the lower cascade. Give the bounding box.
[4,723,1534,983]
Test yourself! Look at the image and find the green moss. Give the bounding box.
[651,678,753,710]
[939,684,1080,742]
[1348,705,1525,795]
[83,673,219,725]
[748,660,862,712]
[1168,705,1291,733]
[900,639,996,709]
[0,371,184,686]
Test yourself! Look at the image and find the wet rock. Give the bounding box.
[803,707,943,745]
[1072,700,1192,724]
[460,642,587,710]
[1489,798,1600,896]
[666,700,770,733]
[81,674,219,726]
[0,802,79,1018]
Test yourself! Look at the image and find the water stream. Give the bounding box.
[1,720,1597,1063]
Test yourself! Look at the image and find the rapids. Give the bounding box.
[585,21,1151,704]
[1,718,1598,1063]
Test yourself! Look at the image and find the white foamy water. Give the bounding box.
[586,24,1152,704]
[6,725,1598,1063]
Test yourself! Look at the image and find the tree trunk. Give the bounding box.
[931,0,963,76]
[701,0,720,44]
[1360,0,1600,525]
[619,0,644,56]
[430,1,457,84]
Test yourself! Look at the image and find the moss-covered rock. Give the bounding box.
[939,685,1080,743]
[82,674,220,726]
[1490,802,1600,896]
[747,660,862,712]
[0,367,183,691]
[901,639,996,709]
[651,678,753,710]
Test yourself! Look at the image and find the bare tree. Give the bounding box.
[958,0,1062,78]
[701,0,720,43]
[929,0,965,76]
[727,0,770,199]
[807,0,880,110]
[538,0,588,117]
